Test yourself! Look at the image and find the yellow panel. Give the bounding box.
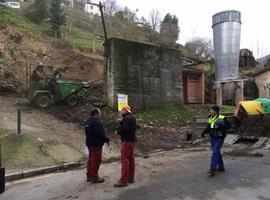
[239,101,264,115]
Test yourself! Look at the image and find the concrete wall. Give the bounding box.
[255,71,270,98]
[105,38,183,110]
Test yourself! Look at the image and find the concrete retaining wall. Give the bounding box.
[105,38,183,110]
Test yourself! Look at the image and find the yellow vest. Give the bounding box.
[208,114,225,129]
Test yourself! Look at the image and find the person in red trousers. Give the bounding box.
[85,108,109,183]
[114,105,138,187]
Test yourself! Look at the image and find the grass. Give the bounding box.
[1,134,56,171]
[0,5,51,37]
[64,26,104,53]
[220,105,236,113]
[0,128,8,138]
[135,104,198,127]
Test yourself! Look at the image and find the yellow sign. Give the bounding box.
[118,94,128,112]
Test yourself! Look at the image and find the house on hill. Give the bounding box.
[254,67,270,98]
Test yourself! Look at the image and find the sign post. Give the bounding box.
[0,141,5,194]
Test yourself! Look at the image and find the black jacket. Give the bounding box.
[117,113,137,142]
[203,115,231,138]
[85,117,109,147]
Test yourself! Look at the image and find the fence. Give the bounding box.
[63,31,104,54]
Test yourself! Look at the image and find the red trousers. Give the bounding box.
[86,146,102,181]
[120,142,136,183]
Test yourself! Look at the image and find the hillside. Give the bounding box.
[0,5,104,93]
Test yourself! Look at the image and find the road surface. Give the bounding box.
[1,147,270,200]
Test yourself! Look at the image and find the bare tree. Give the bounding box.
[103,0,117,16]
[185,37,213,59]
[149,9,161,31]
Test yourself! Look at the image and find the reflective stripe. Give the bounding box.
[208,115,225,128]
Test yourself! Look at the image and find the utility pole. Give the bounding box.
[85,1,108,43]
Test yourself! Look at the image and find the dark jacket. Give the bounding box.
[117,113,137,142]
[203,115,231,138]
[85,117,109,147]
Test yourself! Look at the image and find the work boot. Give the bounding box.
[128,179,135,184]
[208,171,216,177]
[216,167,225,172]
[91,177,105,184]
[114,181,128,187]
[86,178,92,182]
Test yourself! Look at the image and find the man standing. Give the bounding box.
[202,105,231,177]
[114,105,137,187]
[85,108,109,183]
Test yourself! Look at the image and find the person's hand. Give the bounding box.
[201,132,205,138]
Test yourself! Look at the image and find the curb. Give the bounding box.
[5,161,82,182]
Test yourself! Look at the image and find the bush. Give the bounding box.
[0,19,7,30]
[24,0,48,24]
[9,32,23,44]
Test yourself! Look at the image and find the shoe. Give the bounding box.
[128,180,135,184]
[216,168,225,172]
[208,171,216,177]
[91,178,105,184]
[114,181,128,187]
[86,178,92,182]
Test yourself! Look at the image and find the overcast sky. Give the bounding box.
[117,0,270,58]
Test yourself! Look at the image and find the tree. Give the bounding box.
[24,0,48,24]
[159,13,180,46]
[149,9,161,31]
[50,0,66,39]
[185,37,213,59]
[103,0,118,16]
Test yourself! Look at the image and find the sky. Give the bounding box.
[117,0,270,58]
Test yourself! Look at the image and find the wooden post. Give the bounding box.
[0,142,2,168]
[17,109,21,134]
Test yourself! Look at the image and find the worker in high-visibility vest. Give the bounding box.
[202,105,231,177]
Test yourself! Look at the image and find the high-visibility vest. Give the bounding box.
[208,114,225,129]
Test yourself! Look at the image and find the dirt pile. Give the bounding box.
[48,41,104,82]
[0,26,104,93]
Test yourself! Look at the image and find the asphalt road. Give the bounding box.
[1,147,270,200]
[118,149,270,200]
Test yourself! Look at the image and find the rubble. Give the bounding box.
[253,137,268,148]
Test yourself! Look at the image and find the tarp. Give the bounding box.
[255,98,270,113]
[238,100,264,115]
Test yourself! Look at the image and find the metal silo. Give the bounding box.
[212,10,242,81]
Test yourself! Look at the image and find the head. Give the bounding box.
[36,63,44,72]
[121,105,132,116]
[90,108,101,118]
[210,105,220,117]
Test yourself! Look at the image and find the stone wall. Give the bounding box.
[255,70,270,98]
[105,38,183,110]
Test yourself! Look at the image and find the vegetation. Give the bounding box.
[160,13,180,47]
[50,0,67,38]
[0,5,40,32]
[0,128,8,138]
[24,0,48,24]
[135,104,198,127]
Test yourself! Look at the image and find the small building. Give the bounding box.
[182,64,205,104]
[254,68,270,98]
[84,0,100,16]
[239,49,256,68]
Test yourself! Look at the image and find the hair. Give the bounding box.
[90,108,100,116]
[211,105,220,113]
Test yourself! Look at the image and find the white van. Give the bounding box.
[4,1,20,9]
